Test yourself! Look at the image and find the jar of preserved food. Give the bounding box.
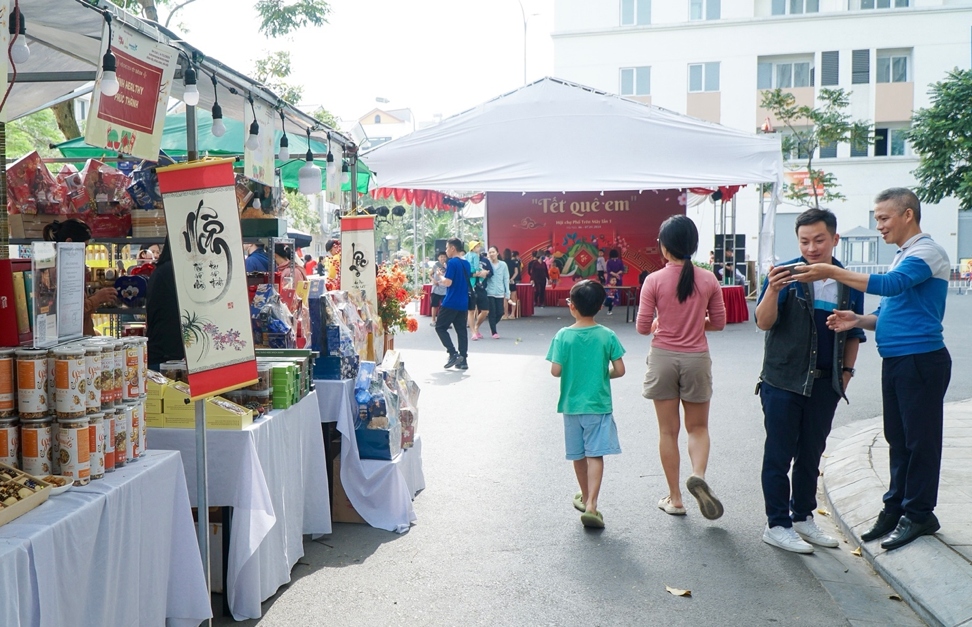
[54,346,86,419]
[0,416,19,468]
[122,401,136,463]
[15,348,49,419]
[0,349,16,418]
[57,415,90,486]
[88,412,106,480]
[113,406,127,468]
[83,344,103,415]
[104,408,116,473]
[20,416,54,476]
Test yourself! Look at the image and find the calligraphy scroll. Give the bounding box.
[85,20,179,161]
[340,215,378,310]
[157,159,257,400]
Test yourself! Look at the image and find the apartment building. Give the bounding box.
[552,0,972,266]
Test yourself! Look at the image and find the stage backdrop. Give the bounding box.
[485,191,686,286]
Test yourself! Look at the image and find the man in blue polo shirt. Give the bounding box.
[793,187,951,550]
[435,237,471,370]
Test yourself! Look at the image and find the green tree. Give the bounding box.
[312,107,339,129]
[5,109,64,160]
[908,68,972,211]
[284,189,321,234]
[760,88,872,208]
[253,50,302,105]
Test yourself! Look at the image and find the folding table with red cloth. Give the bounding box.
[721,285,749,324]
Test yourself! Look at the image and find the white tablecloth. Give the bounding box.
[0,450,211,627]
[315,379,425,533]
[148,391,331,621]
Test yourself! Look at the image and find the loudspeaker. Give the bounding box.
[434,239,448,256]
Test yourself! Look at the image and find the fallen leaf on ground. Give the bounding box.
[665,586,691,597]
[851,547,862,556]
[889,594,902,601]
[822,453,831,458]
[816,508,831,517]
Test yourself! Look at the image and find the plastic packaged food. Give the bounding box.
[0,416,19,468]
[20,416,54,476]
[0,349,16,418]
[15,349,50,419]
[54,346,87,419]
[57,415,90,486]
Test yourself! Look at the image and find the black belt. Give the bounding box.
[812,369,831,379]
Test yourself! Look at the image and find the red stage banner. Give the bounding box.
[157,159,258,400]
[485,191,686,286]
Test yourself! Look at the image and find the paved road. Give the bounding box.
[223,292,971,626]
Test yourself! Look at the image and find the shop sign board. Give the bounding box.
[157,159,257,400]
[85,21,179,161]
[244,99,276,186]
[340,215,378,309]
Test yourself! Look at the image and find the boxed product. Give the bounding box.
[0,463,53,528]
[80,159,134,214]
[400,406,417,449]
[353,365,401,461]
[6,151,66,215]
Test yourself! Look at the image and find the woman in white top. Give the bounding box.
[485,246,511,338]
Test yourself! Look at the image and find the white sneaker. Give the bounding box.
[793,519,839,548]
[762,524,814,554]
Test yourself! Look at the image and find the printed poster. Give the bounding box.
[325,141,343,206]
[244,99,276,185]
[55,243,86,343]
[340,215,378,309]
[157,158,257,400]
[85,20,179,160]
[30,243,58,348]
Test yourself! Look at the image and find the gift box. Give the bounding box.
[6,151,66,215]
[80,159,134,214]
[57,164,91,213]
[355,420,402,461]
[314,355,359,381]
[399,406,417,449]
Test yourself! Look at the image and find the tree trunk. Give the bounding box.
[52,101,82,141]
[138,0,159,22]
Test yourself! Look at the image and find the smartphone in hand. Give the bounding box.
[775,262,807,275]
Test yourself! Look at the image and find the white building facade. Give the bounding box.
[552,0,972,268]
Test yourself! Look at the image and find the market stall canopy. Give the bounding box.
[3,0,352,150]
[54,111,372,193]
[363,77,783,193]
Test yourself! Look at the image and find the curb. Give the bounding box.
[823,414,972,627]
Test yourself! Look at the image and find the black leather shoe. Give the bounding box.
[880,514,940,550]
[444,354,459,369]
[455,356,468,370]
[861,510,901,542]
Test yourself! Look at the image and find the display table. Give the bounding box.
[149,391,330,621]
[0,450,211,627]
[721,285,749,323]
[315,379,425,533]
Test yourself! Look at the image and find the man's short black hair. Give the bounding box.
[447,237,464,253]
[436,250,447,258]
[794,208,838,236]
[325,239,337,253]
[569,280,605,317]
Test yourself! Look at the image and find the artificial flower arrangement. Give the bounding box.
[377,256,419,335]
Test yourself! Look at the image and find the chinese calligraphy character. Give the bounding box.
[348,242,368,278]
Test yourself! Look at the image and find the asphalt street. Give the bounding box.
[221,291,971,626]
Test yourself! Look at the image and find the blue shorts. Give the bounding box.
[563,413,621,461]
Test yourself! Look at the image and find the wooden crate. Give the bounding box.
[7,213,61,240]
[0,463,53,528]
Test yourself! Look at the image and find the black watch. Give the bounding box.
[842,367,856,376]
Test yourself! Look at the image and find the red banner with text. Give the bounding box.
[485,190,686,286]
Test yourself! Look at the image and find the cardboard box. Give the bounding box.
[331,457,366,524]
[0,463,53,528]
[160,396,254,430]
[145,397,163,416]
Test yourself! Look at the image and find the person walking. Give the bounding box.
[547,280,626,528]
[597,249,608,283]
[465,241,490,339]
[503,249,521,319]
[530,251,549,308]
[636,215,726,519]
[792,188,951,550]
[435,238,471,370]
[430,250,448,326]
[755,208,866,554]
[485,246,511,338]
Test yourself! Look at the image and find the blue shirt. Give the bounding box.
[441,256,470,310]
[867,233,950,358]
[245,248,270,273]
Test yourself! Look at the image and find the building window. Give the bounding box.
[757,58,814,89]
[374,114,381,123]
[621,0,651,25]
[820,51,839,86]
[874,127,908,156]
[852,49,870,84]
[689,62,720,92]
[620,66,651,96]
[877,54,908,83]
[860,0,909,8]
[772,0,819,14]
[690,0,720,20]
[850,129,869,157]
[819,141,837,159]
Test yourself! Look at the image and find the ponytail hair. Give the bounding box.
[657,214,699,304]
[43,218,91,243]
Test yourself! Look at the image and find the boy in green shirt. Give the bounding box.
[546,280,626,528]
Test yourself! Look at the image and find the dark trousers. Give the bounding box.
[881,348,951,523]
[534,280,546,306]
[760,379,841,528]
[435,307,468,358]
[487,296,504,334]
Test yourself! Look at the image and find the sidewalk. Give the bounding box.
[823,400,972,627]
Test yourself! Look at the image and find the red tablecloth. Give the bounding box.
[420,284,432,316]
[721,285,749,324]
[420,283,535,317]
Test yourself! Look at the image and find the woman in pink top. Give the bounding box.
[637,215,727,520]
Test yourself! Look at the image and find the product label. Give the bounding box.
[55,360,69,389]
[0,427,17,466]
[0,359,14,408]
[21,426,52,476]
[57,426,90,480]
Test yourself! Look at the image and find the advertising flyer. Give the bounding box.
[55,243,86,343]
[244,99,276,185]
[30,243,58,348]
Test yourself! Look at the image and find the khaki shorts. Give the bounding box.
[642,347,713,403]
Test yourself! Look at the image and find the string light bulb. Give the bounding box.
[99,13,119,97]
[182,65,199,107]
[245,95,260,151]
[9,8,30,64]
[278,110,289,160]
[298,128,322,195]
[209,74,225,137]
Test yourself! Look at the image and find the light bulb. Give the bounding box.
[11,39,30,65]
[211,103,226,137]
[101,71,120,97]
[298,150,322,195]
[253,197,262,210]
[245,120,260,151]
[278,135,289,161]
[183,84,199,107]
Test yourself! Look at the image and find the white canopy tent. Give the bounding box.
[363,77,784,269]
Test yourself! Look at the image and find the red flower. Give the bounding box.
[405,317,418,333]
